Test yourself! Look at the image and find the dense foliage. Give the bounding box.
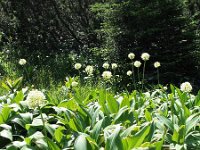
[0,77,199,149]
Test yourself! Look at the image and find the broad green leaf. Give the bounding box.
[0,129,13,141]
[68,118,79,132]
[0,124,12,130]
[46,137,61,150]
[74,135,88,150]
[106,93,119,114]
[104,124,123,150]
[153,140,164,150]
[91,118,105,141]
[29,131,44,140]
[172,128,179,143]
[12,117,25,128]
[12,90,24,104]
[194,90,200,106]
[54,126,65,143]
[13,77,23,90]
[126,123,151,148]
[113,106,129,123]
[99,89,109,115]
[178,125,185,144]
[0,105,11,123]
[120,125,140,138]
[20,112,33,123]
[35,138,48,149]
[186,112,200,134]
[145,109,152,121]
[157,115,173,131]
[119,95,130,108]
[2,82,11,91]
[21,145,37,150]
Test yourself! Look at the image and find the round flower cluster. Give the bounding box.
[134,61,142,68]
[180,82,192,93]
[103,62,110,69]
[154,61,161,68]
[25,90,46,109]
[127,70,132,76]
[141,53,150,61]
[85,65,94,76]
[128,53,135,60]
[74,63,82,70]
[102,71,112,80]
[71,81,78,87]
[19,59,27,65]
[111,63,118,70]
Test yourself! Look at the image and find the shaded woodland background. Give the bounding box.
[1,0,200,90]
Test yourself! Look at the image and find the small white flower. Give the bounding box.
[141,53,150,61]
[71,81,78,87]
[127,70,132,76]
[154,61,161,68]
[102,71,112,80]
[163,86,168,91]
[103,62,110,69]
[128,53,135,60]
[19,59,27,65]
[85,65,94,76]
[25,90,46,109]
[180,82,192,93]
[74,63,82,70]
[111,63,118,70]
[134,61,142,68]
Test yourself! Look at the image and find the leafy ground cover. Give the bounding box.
[0,52,200,150]
[0,76,199,150]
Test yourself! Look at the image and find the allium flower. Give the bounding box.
[19,59,27,65]
[85,65,94,76]
[128,53,135,60]
[180,82,192,93]
[74,63,82,70]
[25,90,46,109]
[134,61,142,68]
[103,62,110,69]
[154,61,161,68]
[163,86,168,91]
[111,63,118,70]
[127,70,132,76]
[71,81,78,87]
[141,53,150,61]
[102,71,112,80]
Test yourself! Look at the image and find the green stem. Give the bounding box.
[39,107,49,147]
[142,61,146,90]
[157,69,160,85]
[137,68,140,83]
[132,62,136,89]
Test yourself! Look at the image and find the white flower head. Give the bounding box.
[19,59,27,65]
[180,82,192,93]
[102,71,112,80]
[71,81,78,87]
[163,86,168,91]
[103,62,110,69]
[25,90,46,109]
[74,63,82,70]
[154,61,161,68]
[134,61,142,68]
[111,63,118,70]
[128,53,135,60]
[127,70,132,76]
[85,65,94,76]
[141,53,150,61]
